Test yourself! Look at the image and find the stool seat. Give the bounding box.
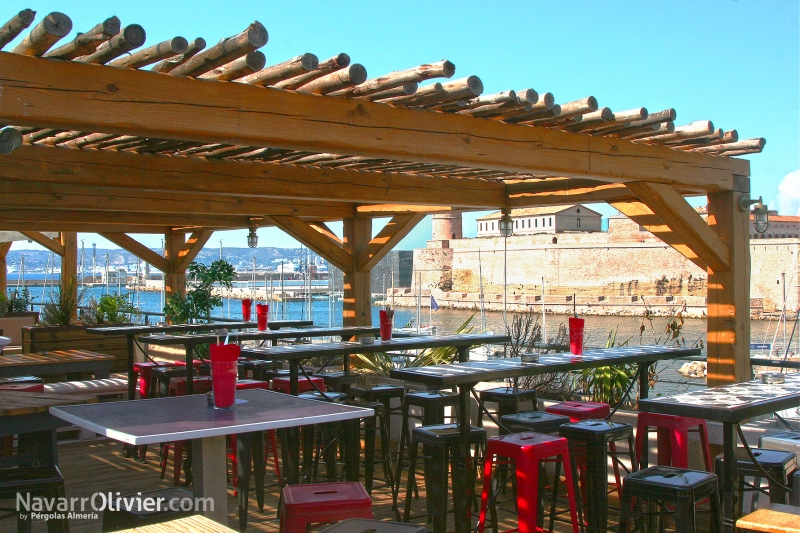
[351,384,405,401]
[624,465,717,491]
[320,518,427,533]
[0,382,44,392]
[715,448,797,510]
[299,391,348,402]
[501,412,570,435]
[480,386,538,403]
[281,482,372,533]
[236,379,271,390]
[411,423,485,445]
[559,419,633,442]
[545,401,610,422]
[318,371,360,392]
[406,390,458,405]
[272,375,325,394]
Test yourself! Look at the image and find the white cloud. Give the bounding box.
[770,170,800,216]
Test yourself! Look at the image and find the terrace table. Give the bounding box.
[0,349,114,380]
[141,326,379,394]
[0,391,97,467]
[242,334,509,486]
[50,389,373,528]
[391,344,702,533]
[88,320,313,399]
[639,372,800,533]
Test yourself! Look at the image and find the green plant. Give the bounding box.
[355,311,478,375]
[41,277,86,326]
[164,259,235,324]
[578,326,636,405]
[96,293,139,324]
[2,288,32,315]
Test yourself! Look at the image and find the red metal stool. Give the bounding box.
[634,412,713,470]
[168,375,213,396]
[0,382,44,392]
[280,481,373,533]
[545,401,610,422]
[272,376,326,395]
[478,432,580,533]
[133,361,179,399]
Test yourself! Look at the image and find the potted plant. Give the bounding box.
[96,293,140,325]
[163,259,235,324]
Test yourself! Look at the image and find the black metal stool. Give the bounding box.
[0,465,68,533]
[478,387,538,434]
[320,518,427,533]
[714,448,797,515]
[350,384,405,436]
[501,411,570,435]
[239,359,269,379]
[559,419,637,533]
[251,360,284,381]
[319,371,360,393]
[400,424,487,533]
[618,466,723,533]
[393,390,460,508]
[340,400,396,494]
[101,487,194,532]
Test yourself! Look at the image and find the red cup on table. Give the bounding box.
[256,303,269,331]
[379,310,392,341]
[241,299,252,322]
[569,317,585,355]
[210,343,240,409]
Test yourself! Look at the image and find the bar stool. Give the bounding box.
[251,360,285,381]
[346,400,395,494]
[0,465,68,533]
[478,387,538,433]
[559,420,637,533]
[280,482,372,533]
[320,518,427,533]
[618,466,723,533]
[150,366,210,398]
[133,362,178,399]
[239,359,268,379]
[273,376,326,394]
[714,448,797,514]
[545,401,610,422]
[394,390,460,507]
[319,371,360,393]
[477,432,580,533]
[501,412,570,436]
[400,424,486,533]
[350,383,405,436]
[635,412,713,470]
[168,375,213,396]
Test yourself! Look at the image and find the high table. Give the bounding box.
[141,326,380,395]
[0,391,97,467]
[391,344,702,533]
[0,350,114,380]
[50,389,373,528]
[88,321,313,399]
[242,334,509,486]
[639,372,800,533]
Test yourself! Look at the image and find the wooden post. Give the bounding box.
[706,179,751,385]
[342,218,372,327]
[59,232,77,319]
[0,242,11,296]
[164,231,187,298]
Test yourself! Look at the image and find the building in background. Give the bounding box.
[477,205,602,237]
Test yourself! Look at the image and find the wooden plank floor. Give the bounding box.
[0,437,716,533]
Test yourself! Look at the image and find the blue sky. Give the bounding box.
[6,0,799,252]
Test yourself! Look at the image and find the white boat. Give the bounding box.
[394,320,437,335]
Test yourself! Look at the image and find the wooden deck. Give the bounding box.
[0,436,717,533]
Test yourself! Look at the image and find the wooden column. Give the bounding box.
[163,231,187,298]
[0,242,11,296]
[342,218,372,327]
[706,179,751,385]
[59,232,78,319]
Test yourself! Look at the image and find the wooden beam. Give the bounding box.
[59,232,77,320]
[19,231,64,255]
[610,200,707,271]
[0,180,355,219]
[0,53,749,191]
[343,218,372,327]
[307,223,343,247]
[356,204,460,216]
[99,232,168,272]
[1,144,506,209]
[626,182,730,272]
[164,231,186,299]
[508,182,638,207]
[175,230,214,272]
[0,242,11,296]
[0,221,173,233]
[267,216,352,272]
[356,214,425,272]
[706,188,751,385]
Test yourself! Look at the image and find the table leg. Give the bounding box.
[343,418,361,482]
[185,344,194,396]
[289,361,299,396]
[453,385,472,533]
[584,439,609,533]
[192,436,229,526]
[127,334,136,400]
[638,362,650,400]
[721,422,738,533]
[457,346,470,363]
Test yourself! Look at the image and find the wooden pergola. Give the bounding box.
[0,12,764,385]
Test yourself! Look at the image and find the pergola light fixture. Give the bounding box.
[0,127,22,155]
[739,195,769,234]
[498,208,514,238]
[247,220,258,248]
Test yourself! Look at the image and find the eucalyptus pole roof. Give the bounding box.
[0,10,763,237]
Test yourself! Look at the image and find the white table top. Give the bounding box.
[49,389,373,445]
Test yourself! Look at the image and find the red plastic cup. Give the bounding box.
[210,344,240,409]
[569,317,585,355]
[380,322,392,341]
[256,303,269,331]
[241,299,252,322]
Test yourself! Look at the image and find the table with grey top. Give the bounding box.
[391,344,702,533]
[639,372,800,533]
[50,389,373,528]
[141,326,379,394]
[87,320,313,398]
